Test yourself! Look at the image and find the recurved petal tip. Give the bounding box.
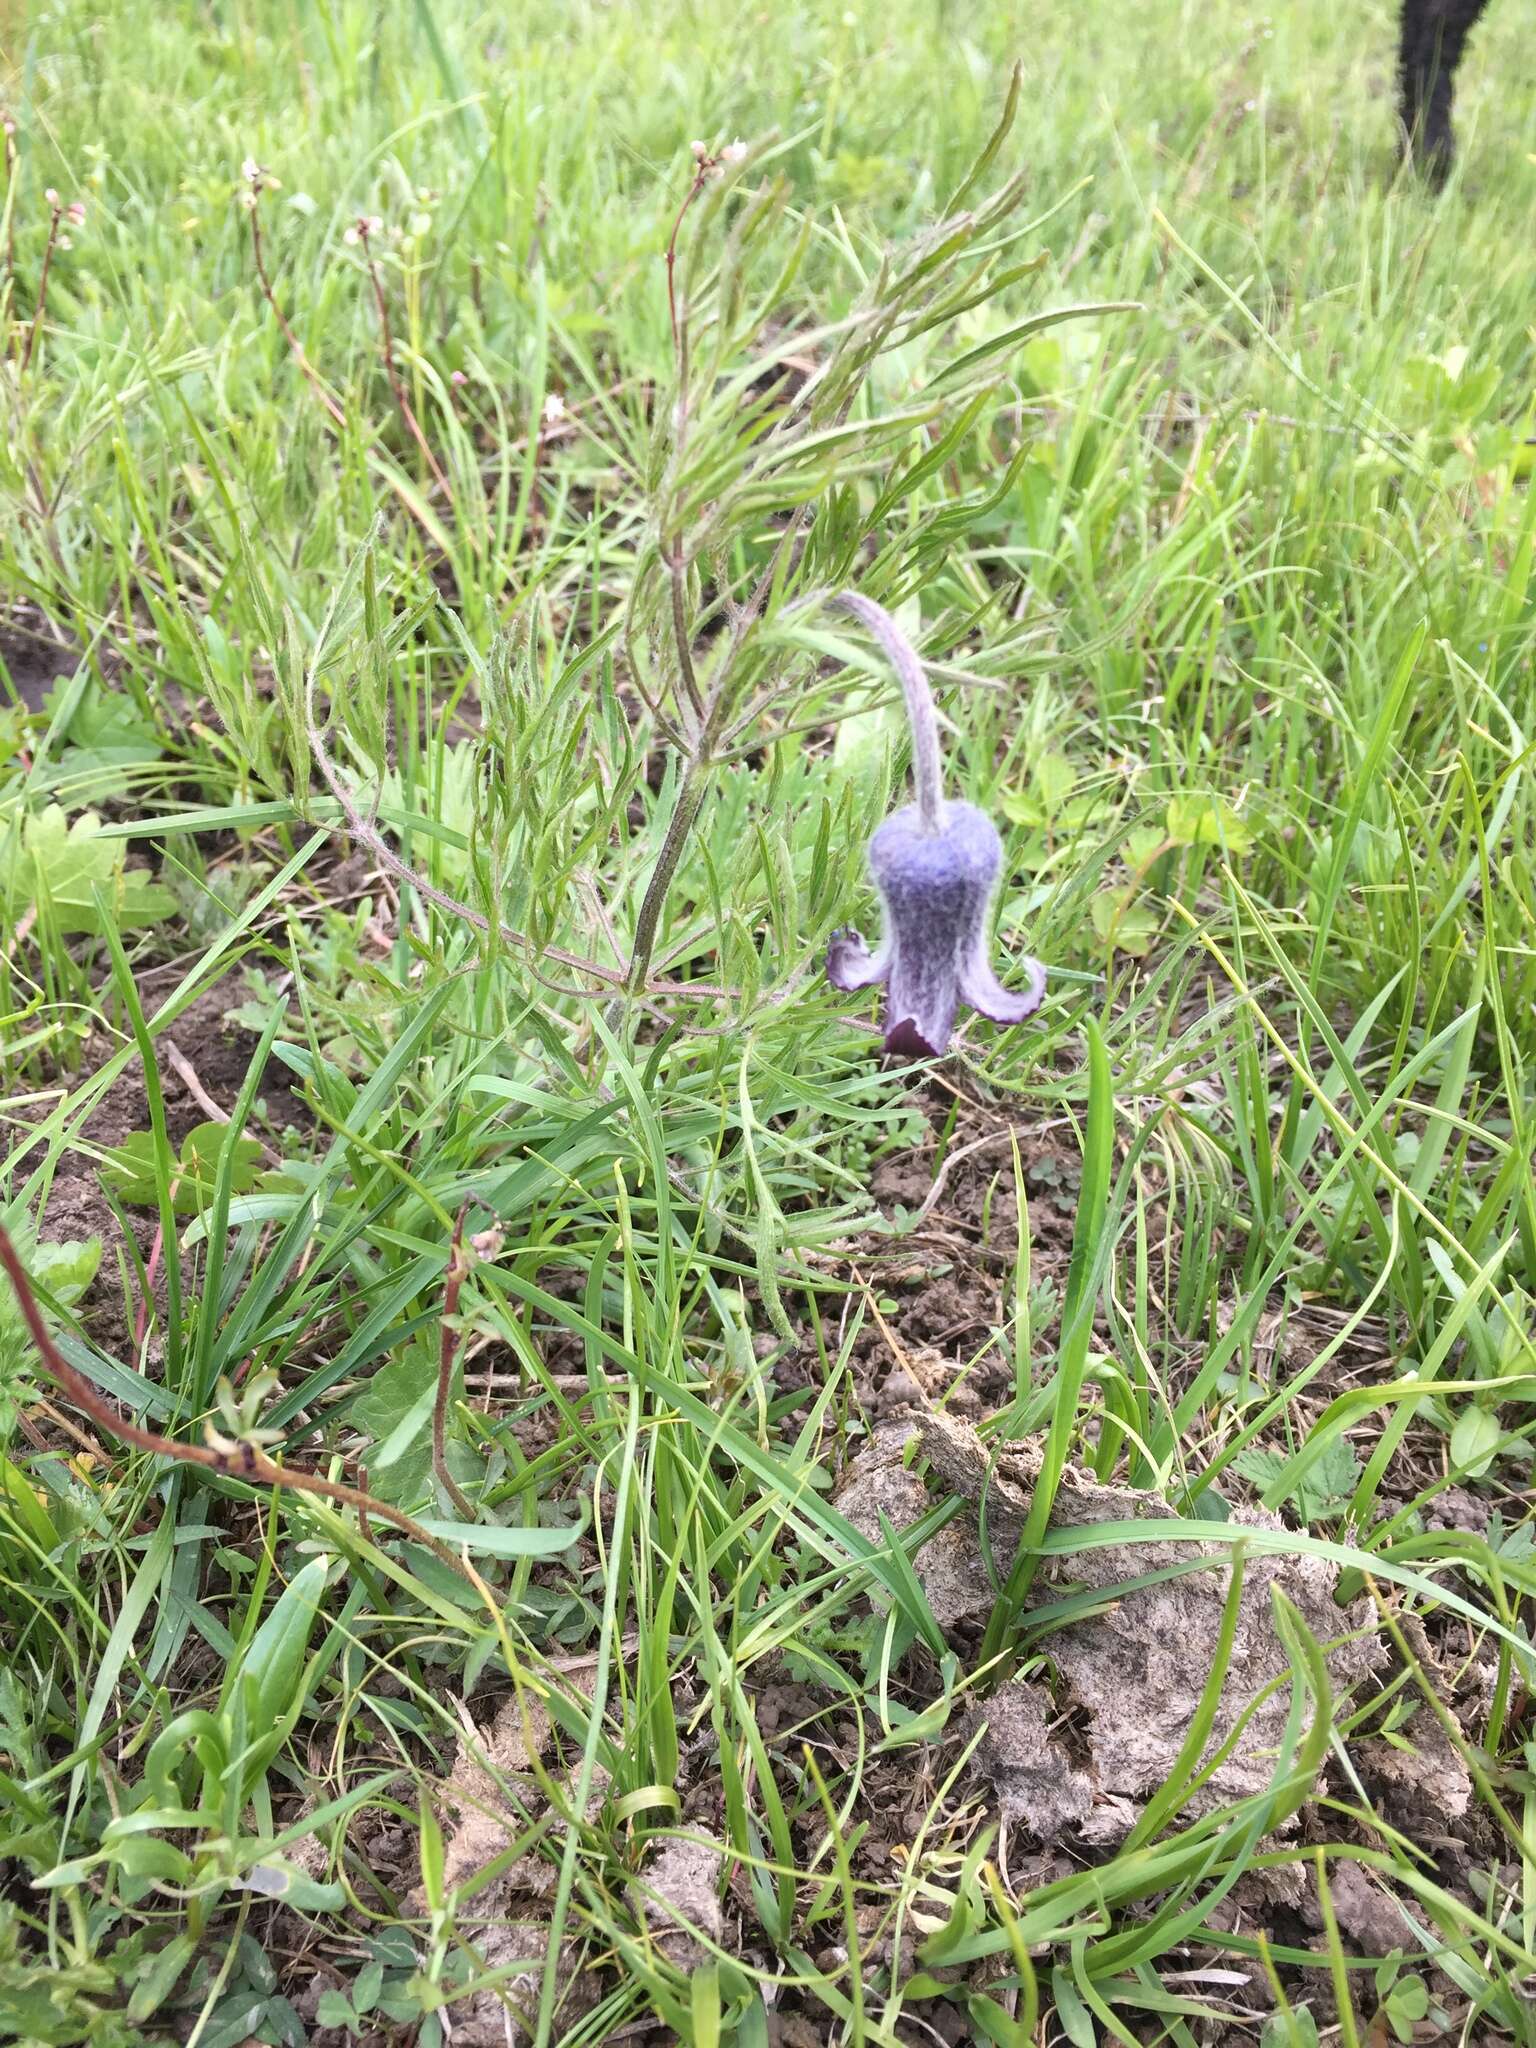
[959,946,1047,1025]
[827,926,888,993]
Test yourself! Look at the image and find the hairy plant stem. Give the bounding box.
[625,747,712,995]
[825,590,944,833]
[247,188,346,427]
[665,158,714,362]
[669,548,706,732]
[2,117,18,332]
[19,196,59,375]
[357,218,453,504]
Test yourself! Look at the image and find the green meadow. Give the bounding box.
[1,1,1534,2041]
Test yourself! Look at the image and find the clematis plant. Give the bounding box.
[824,593,1046,1057]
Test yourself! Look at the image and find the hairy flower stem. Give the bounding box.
[824,592,944,833]
[247,191,347,427]
[357,219,452,505]
[19,195,59,374]
[2,118,18,330]
[623,588,942,996]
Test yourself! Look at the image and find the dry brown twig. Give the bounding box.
[0,1224,480,1586]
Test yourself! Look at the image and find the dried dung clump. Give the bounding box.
[836,1411,1388,1843]
[631,1833,725,1968]
[412,1687,597,2044]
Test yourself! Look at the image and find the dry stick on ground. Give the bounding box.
[354,216,453,505]
[245,180,347,428]
[0,1225,481,1587]
[433,1208,476,1520]
[162,1037,231,1124]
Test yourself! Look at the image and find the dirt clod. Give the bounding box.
[836,1411,1389,1845]
[965,1677,1095,1840]
[632,1832,724,1968]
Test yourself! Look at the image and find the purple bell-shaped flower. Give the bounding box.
[821,594,1046,1058]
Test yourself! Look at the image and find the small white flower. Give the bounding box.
[241,156,260,181]
[721,138,748,165]
[44,185,59,207]
[690,139,708,162]
[541,392,568,426]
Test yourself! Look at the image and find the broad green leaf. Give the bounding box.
[1165,793,1254,854]
[104,1119,263,1215]
[0,804,174,934]
[1091,892,1159,957]
[1450,1406,1501,1479]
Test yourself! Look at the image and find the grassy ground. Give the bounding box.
[2,0,1536,2041]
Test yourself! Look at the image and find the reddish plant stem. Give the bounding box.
[0,1225,476,1585]
[358,225,452,504]
[19,197,59,374]
[665,154,715,364]
[432,1208,476,1520]
[2,118,18,325]
[247,194,347,427]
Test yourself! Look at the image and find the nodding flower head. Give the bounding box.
[821,593,1046,1058]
